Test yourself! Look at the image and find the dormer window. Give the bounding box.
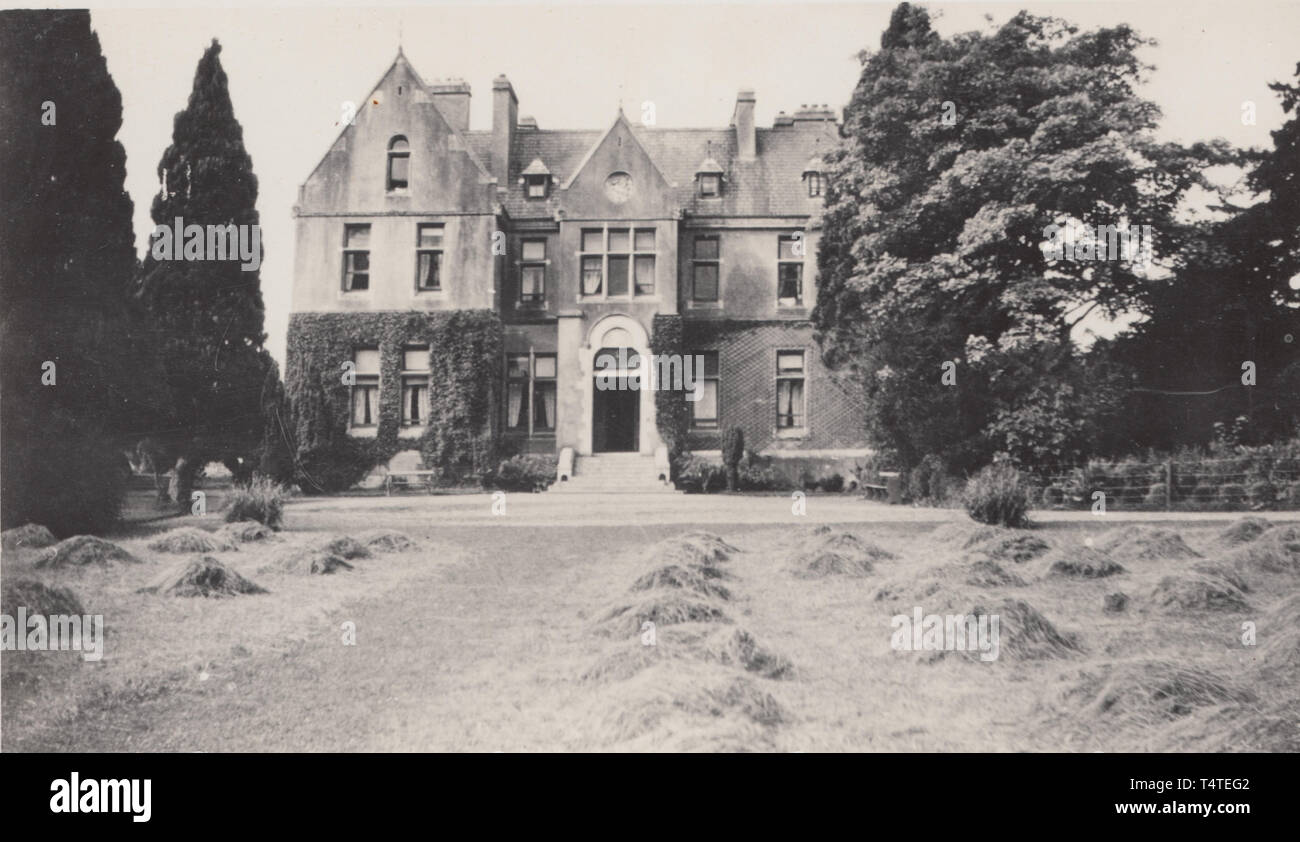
[520,158,551,199]
[387,136,410,191]
[696,155,724,198]
[803,155,823,198]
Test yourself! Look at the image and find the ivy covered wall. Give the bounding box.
[285,310,504,491]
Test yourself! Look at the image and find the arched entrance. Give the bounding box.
[581,315,653,455]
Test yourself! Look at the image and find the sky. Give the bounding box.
[73,0,1300,363]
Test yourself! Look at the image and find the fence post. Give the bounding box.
[1165,460,1173,511]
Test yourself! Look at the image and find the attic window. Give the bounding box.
[387,136,410,191]
[806,172,823,197]
[520,158,552,199]
[695,153,724,198]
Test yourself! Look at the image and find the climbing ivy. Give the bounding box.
[651,314,690,458]
[284,310,503,491]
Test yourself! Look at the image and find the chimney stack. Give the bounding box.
[430,79,471,133]
[732,89,756,159]
[492,75,518,188]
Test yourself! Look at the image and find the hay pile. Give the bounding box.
[970,533,1051,564]
[148,527,237,554]
[1146,572,1251,613]
[258,545,354,575]
[1047,547,1126,579]
[972,598,1081,661]
[631,564,731,600]
[964,559,1027,588]
[356,529,418,553]
[32,536,138,568]
[790,531,894,579]
[583,624,791,683]
[1217,516,1273,546]
[1100,527,1201,562]
[138,556,267,597]
[316,535,371,560]
[1225,525,1300,574]
[929,522,1007,549]
[218,521,279,543]
[1061,660,1253,725]
[1,578,85,617]
[1253,594,1300,683]
[1191,563,1250,593]
[598,593,730,638]
[2,523,57,551]
[591,667,787,744]
[656,532,738,566]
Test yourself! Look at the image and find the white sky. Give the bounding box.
[73,0,1300,363]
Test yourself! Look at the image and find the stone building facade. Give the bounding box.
[289,51,867,488]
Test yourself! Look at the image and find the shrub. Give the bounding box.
[905,453,950,503]
[963,463,1031,528]
[489,455,556,492]
[737,457,793,492]
[675,454,726,493]
[1248,480,1277,508]
[1041,485,1065,507]
[224,475,286,529]
[721,427,744,491]
[823,473,845,493]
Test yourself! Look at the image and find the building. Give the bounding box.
[288,51,867,490]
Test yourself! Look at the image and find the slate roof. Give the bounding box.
[463,117,838,220]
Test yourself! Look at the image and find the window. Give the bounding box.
[778,235,804,306]
[579,227,657,299]
[387,137,410,191]
[342,224,371,291]
[807,172,823,197]
[506,353,556,435]
[692,236,719,302]
[533,355,556,431]
[691,351,720,429]
[350,348,380,428]
[401,347,430,427]
[634,229,656,295]
[699,174,720,198]
[776,351,806,430]
[416,224,443,291]
[526,175,548,198]
[520,238,546,303]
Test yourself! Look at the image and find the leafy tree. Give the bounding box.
[814,3,1227,472]
[0,11,158,534]
[135,39,275,508]
[1114,63,1300,448]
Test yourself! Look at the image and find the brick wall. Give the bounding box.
[682,320,867,453]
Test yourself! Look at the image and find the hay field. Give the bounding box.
[2,510,1297,752]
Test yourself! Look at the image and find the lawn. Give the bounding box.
[2,501,1297,752]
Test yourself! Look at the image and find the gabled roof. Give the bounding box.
[560,110,671,191]
[520,158,551,177]
[466,118,837,219]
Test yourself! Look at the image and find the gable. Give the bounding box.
[559,113,677,219]
[298,53,494,214]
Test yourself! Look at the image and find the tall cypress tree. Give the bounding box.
[0,11,153,534]
[138,39,273,506]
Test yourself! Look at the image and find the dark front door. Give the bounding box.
[592,376,639,452]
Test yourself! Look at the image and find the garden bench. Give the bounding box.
[384,470,436,496]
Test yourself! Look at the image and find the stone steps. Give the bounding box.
[548,454,678,493]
